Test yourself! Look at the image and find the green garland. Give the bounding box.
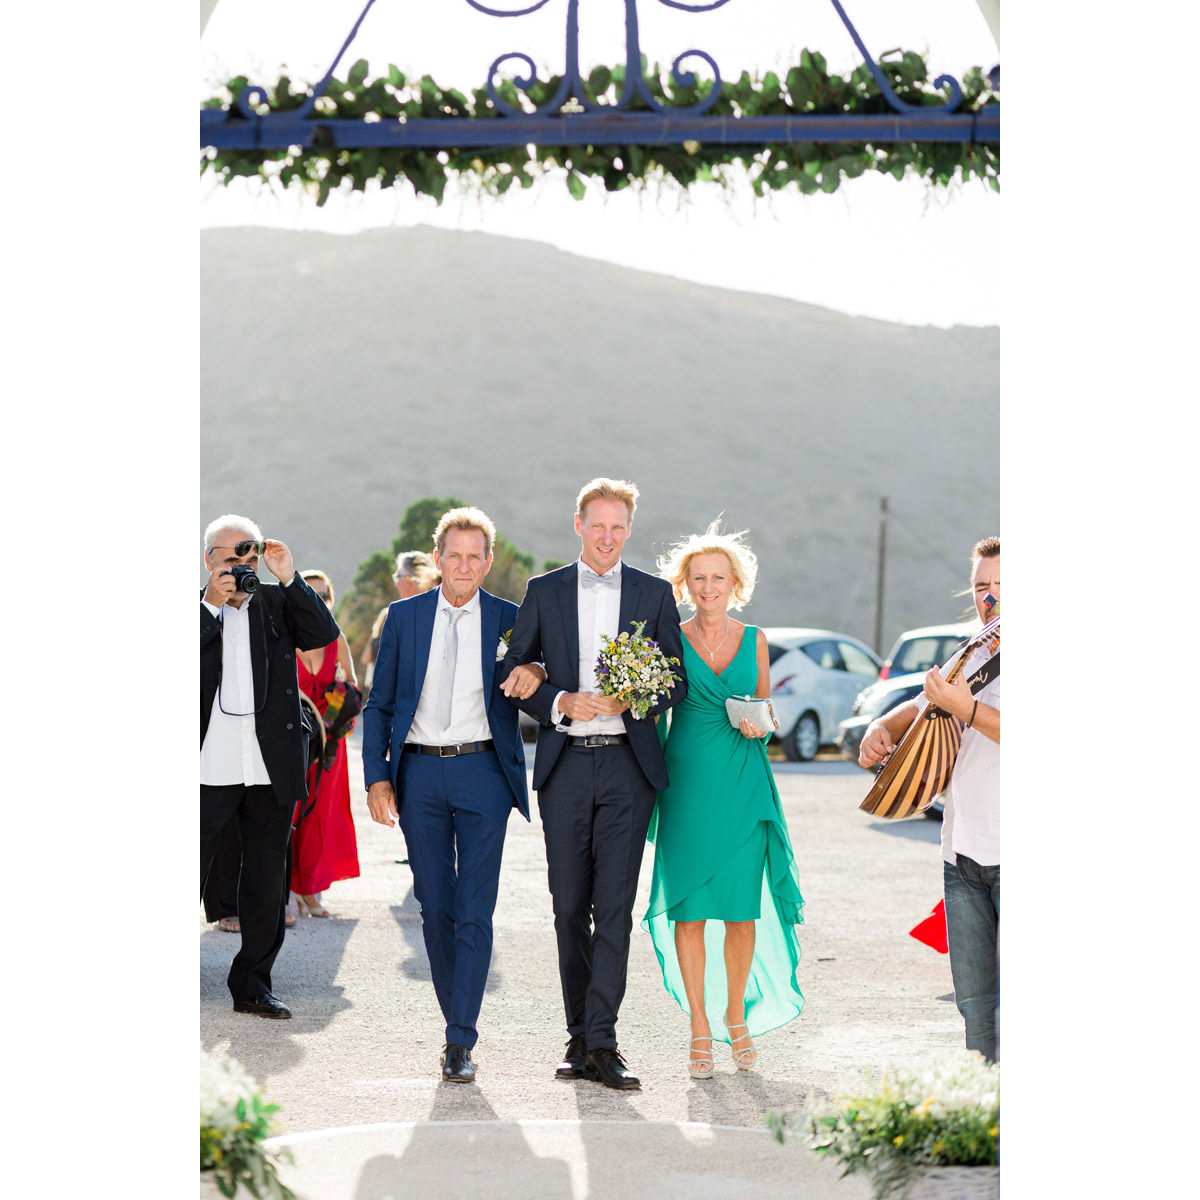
[201,50,998,206]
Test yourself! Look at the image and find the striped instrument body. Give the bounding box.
[860,615,999,820]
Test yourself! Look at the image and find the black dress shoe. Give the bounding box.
[555,1034,588,1080]
[232,992,292,1019]
[441,1042,476,1083]
[584,1046,640,1090]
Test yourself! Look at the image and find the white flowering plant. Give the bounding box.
[200,1051,295,1199]
[595,620,682,720]
[496,628,512,662]
[768,1050,999,1200]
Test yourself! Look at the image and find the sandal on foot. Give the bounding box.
[724,1020,758,1072]
[688,1036,715,1080]
[217,916,240,933]
[296,894,330,918]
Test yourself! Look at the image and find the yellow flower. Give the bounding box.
[933,1141,945,1154]
[990,1126,999,1138]
[893,1135,904,1146]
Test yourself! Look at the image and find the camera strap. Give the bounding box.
[215,594,269,718]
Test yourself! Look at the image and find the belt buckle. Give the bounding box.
[587,735,606,748]
[439,744,459,757]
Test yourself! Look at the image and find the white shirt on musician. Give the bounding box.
[550,558,626,737]
[940,674,1000,867]
[407,589,492,746]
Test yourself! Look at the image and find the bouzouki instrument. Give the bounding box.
[860,606,1000,820]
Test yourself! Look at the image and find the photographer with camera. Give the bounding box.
[200,514,339,1019]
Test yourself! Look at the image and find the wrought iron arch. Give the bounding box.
[200,0,999,154]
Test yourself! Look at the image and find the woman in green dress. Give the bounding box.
[643,522,805,1079]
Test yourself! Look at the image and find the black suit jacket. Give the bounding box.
[200,576,341,806]
[499,563,687,792]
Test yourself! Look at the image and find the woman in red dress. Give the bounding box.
[291,570,360,917]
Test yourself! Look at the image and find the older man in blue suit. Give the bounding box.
[363,507,535,1083]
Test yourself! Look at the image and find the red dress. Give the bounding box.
[291,642,360,895]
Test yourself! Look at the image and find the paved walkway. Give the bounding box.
[200,736,963,1198]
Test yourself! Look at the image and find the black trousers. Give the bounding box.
[200,784,292,1000]
[538,743,656,1049]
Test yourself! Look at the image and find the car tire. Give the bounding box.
[783,712,820,762]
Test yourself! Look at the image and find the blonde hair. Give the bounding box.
[301,569,335,607]
[972,535,1000,563]
[575,477,639,523]
[657,518,758,611]
[433,506,496,558]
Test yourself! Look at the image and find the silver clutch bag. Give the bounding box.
[724,695,779,731]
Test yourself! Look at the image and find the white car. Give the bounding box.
[763,628,883,761]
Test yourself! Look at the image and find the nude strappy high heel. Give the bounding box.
[723,1020,758,1072]
[688,1036,715,1080]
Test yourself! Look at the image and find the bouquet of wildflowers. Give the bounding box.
[200,1050,295,1198]
[595,620,682,720]
[768,1050,999,1200]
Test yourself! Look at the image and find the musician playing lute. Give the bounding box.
[859,536,1001,1062]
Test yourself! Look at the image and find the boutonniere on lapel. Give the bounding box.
[496,629,512,662]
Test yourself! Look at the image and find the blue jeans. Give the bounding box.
[943,854,1000,1062]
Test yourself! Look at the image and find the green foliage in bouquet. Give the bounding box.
[200,1052,295,1199]
[767,1051,999,1200]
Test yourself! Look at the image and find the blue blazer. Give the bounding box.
[498,563,688,793]
[361,587,530,820]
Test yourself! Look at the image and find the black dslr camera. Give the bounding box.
[226,564,260,594]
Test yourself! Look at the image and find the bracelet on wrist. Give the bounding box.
[967,699,978,729]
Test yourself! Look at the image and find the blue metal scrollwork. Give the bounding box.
[475,0,728,117]
[827,0,962,114]
[201,0,998,152]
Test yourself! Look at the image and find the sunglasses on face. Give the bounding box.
[213,540,266,557]
[309,587,330,599]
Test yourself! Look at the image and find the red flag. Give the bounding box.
[909,899,948,954]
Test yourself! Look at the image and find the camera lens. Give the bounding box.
[231,565,260,594]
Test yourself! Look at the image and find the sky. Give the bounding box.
[199,0,1001,328]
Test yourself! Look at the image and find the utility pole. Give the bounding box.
[874,495,888,654]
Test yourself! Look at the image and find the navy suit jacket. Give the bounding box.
[498,563,687,792]
[361,587,530,820]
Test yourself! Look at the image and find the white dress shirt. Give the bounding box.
[200,593,273,786]
[941,674,1000,867]
[551,559,626,736]
[407,589,492,746]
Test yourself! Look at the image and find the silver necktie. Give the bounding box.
[436,607,464,732]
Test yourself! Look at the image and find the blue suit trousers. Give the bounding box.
[398,749,512,1049]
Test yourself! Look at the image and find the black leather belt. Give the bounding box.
[567,734,629,747]
[408,740,494,757]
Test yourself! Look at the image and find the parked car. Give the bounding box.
[878,621,978,681]
[835,672,927,764]
[763,628,882,761]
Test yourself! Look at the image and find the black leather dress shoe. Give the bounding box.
[555,1034,588,1080]
[584,1046,640,1090]
[441,1042,476,1083]
[232,992,292,1019]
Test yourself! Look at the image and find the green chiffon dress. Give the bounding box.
[642,626,805,1041]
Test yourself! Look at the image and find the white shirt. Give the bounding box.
[200,593,273,787]
[551,559,625,737]
[941,673,1000,866]
[407,589,492,746]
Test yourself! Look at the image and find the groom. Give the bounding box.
[499,478,687,1089]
